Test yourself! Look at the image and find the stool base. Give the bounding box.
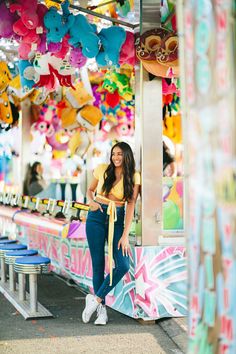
[0,282,53,319]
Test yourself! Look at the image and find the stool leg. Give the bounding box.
[29,274,38,313]
[9,264,16,292]
[0,258,6,283]
[18,273,26,301]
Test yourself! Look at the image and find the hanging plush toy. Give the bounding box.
[68,129,90,157]
[119,31,135,66]
[96,26,126,67]
[76,105,103,131]
[65,81,93,109]
[33,53,75,90]
[0,2,16,39]
[44,0,74,45]
[69,47,87,69]
[19,60,38,92]
[68,14,100,58]
[0,62,13,125]
[136,28,179,77]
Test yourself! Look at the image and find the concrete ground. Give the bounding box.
[0,274,187,354]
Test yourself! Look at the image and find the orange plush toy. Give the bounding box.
[0,62,13,124]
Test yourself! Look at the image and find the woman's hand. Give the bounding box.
[118,235,130,257]
[89,200,103,212]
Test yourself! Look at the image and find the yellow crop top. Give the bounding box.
[93,163,141,201]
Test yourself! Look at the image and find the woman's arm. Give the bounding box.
[118,184,140,255]
[87,177,103,212]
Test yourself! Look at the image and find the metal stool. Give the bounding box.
[0,236,8,241]
[0,244,27,283]
[5,250,38,292]
[14,256,51,314]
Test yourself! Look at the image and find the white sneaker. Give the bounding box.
[82,294,99,323]
[94,304,108,325]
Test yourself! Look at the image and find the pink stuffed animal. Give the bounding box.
[10,0,39,30]
[119,31,136,66]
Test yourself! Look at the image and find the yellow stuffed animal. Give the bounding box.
[0,62,13,124]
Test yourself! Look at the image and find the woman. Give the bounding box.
[82,142,140,325]
[28,162,46,196]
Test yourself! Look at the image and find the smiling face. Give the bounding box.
[111,146,124,168]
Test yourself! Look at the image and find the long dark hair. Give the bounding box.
[30,162,41,184]
[102,142,135,201]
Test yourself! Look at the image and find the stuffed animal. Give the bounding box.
[0,62,12,124]
[69,47,87,69]
[68,14,100,58]
[44,0,74,44]
[68,129,90,157]
[76,105,103,131]
[119,31,135,66]
[19,60,38,92]
[0,2,16,39]
[33,53,75,90]
[65,82,93,109]
[10,0,39,30]
[96,26,126,67]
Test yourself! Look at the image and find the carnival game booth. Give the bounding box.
[0,0,187,321]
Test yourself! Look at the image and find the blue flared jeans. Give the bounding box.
[86,203,130,304]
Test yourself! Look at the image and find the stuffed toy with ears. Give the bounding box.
[0,2,16,39]
[96,26,126,67]
[0,62,13,124]
[68,129,91,157]
[68,14,100,58]
[65,82,93,109]
[44,0,74,44]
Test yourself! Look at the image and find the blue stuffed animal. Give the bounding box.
[96,27,126,67]
[19,60,37,92]
[44,0,74,44]
[68,14,100,58]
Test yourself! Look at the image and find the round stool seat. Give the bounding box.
[0,244,27,257]
[5,250,38,265]
[14,256,51,274]
[0,236,8,240]
[0,240,17,245]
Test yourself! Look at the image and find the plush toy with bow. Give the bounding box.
[68,14,100,58]
[96,26,126,67]
[44,0,74,44]
[0,62,13,125]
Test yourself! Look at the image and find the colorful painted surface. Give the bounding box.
[163,177,184,230]
[180,1,236,352]
[0,209,187,320]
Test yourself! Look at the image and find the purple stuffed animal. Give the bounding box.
[0,2,16,38]
[69,47,87,69]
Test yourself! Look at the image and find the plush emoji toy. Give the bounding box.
[44,0,74,44]
[68,14,100,58]
[96,26,126,67]
[136,28,179,77]
[68,129,90,157]
[0,62,13,124]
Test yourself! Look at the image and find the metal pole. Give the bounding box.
[29,274,38,313]
[18,273,26,301]
[9,264,16,292]
[51,0,139,29]
[0,258,6,283]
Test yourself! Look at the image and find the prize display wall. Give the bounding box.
[0,0,187,321]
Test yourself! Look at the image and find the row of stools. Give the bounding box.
[0,236,53,318]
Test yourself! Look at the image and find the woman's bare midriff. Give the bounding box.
[96,194,125,206]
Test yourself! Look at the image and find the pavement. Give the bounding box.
[0,273,187,354]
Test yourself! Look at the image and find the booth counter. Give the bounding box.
[0,205,187,321]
